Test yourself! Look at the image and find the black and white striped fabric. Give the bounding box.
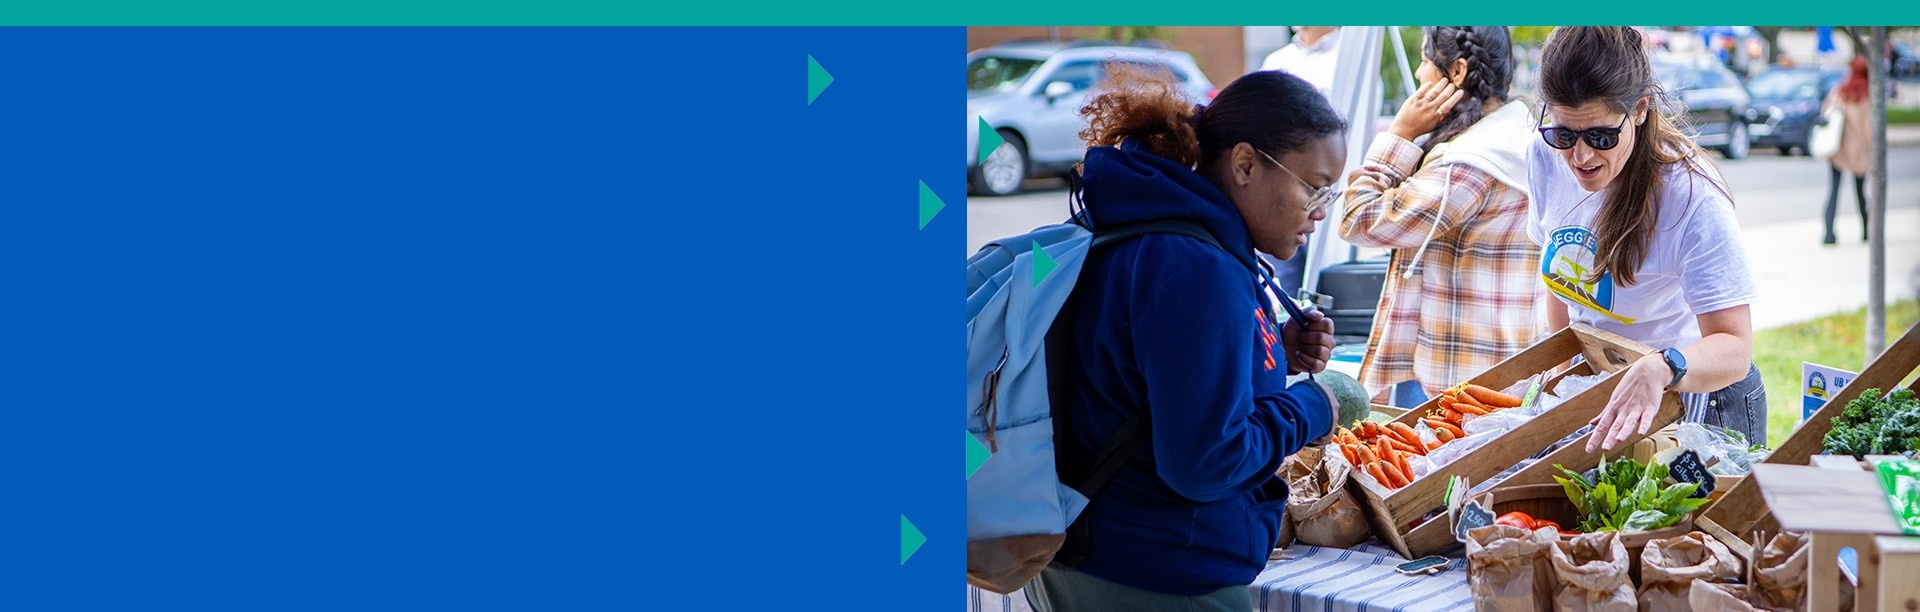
[967,541,1471,612]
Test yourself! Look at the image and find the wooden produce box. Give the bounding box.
[1349,323,1687,559]
[1696,322,1920,562]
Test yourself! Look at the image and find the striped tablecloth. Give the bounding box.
[966,541,1470,612]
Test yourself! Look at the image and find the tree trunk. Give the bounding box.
[1868,27,1888,360]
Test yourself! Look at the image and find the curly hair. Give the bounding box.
[1421,26,1513,153]
[1079,64,1345,169]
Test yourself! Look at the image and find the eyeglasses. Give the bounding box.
[1538,110,1630,151]
[1255,149,1339,214]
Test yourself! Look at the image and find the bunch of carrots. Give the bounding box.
[1334,383,1526,491]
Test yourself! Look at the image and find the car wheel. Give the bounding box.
[1779,146,1795,156]
[970,129,1027,197]
[1722,121,1750,160]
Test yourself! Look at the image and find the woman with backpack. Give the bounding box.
[1339,26,1542,409]
[1528,27,1766,450]
[1021,68,1346,611]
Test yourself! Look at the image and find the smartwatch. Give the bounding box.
[1658,347,1688,390]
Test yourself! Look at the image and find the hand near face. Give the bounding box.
[1388,79,1466,142]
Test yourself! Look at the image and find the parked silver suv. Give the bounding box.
[968,42,1215,196]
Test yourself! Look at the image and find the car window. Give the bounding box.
[966,56,1044,92]
[1747,71,1817,98]
[1697,68,1731,89]
[1041,60,1103,93]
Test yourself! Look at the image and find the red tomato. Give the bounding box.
[1495,512,1536,530]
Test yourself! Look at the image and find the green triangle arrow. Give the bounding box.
[1032,241,1056,287]
[807,54,833,105]
[918,181,944,230]
[966,431,992,480]
[977,117,1003,166]
[900,514,927,565]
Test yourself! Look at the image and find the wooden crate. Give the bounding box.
[1695,322,1920,561]
[1349,323,1686,559]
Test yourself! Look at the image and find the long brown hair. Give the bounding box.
[1538,26,1719,287]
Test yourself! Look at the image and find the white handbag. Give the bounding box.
[1810,106,1844,159]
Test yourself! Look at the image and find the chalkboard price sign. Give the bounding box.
[1669,449,1716,499]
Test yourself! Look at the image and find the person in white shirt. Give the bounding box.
[1261,27,1341,98]
[1528,27,1767,450]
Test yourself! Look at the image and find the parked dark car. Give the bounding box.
[1653,54,1756,159]
[1892,41,1920,78]
[1747,66,1846,155]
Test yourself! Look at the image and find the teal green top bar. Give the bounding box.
[0,2,1917,26]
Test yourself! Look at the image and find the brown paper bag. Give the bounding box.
[1749,532,1810,611]
[1465,524,1555,612]
[1287,451,1369,548]
[1638,532,1741,612]
[1547,531,1636,612]
[1689,582,1759,612]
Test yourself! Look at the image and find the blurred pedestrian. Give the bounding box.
[1260,27,1341,97]
[1529,27,1766,448]
[1820,55,1873,245]
[1340,26,1541,408]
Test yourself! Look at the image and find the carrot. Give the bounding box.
[1422,418,1453,431]
[1432,421,1467,438]
[1435,427,1456,442]
[1387,422,1422,447]
[1427,438,1447,450]
[1453,390,1490,410]
[1439,407,1465,422]
[1394,451,1414,479]
[1454,402,1491,416]
[1378,461,1410,488]
[1388,437,1424,456]
[1341,444,1359,465]
[1357,443,1378,466]
[1464,384,1523,409]
[1367,461,1393,488]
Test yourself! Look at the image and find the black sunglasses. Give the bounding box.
[1537,111,1629,151]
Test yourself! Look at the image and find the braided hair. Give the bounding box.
[1420,26,1514,153]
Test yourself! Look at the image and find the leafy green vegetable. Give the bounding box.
[1553,456,1710,533]
[1822,388,1920,459]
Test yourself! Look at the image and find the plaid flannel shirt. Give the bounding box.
[1338,134,1543,401]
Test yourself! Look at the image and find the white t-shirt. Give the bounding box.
[1260,28,1341,98]
[1524,138,1756,350]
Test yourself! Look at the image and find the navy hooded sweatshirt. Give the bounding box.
[1062,142,1334,596]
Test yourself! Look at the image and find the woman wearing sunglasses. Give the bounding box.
[1021,67,1346,611]
[1529,26,1766,451]
[1340,26,1542,409]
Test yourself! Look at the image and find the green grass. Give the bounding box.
[1756,299,1920,445]
[1890,107,1920,125]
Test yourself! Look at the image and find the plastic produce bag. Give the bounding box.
[1673,423,1770,476]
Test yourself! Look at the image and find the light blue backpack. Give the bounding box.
[964,216,1225,594]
